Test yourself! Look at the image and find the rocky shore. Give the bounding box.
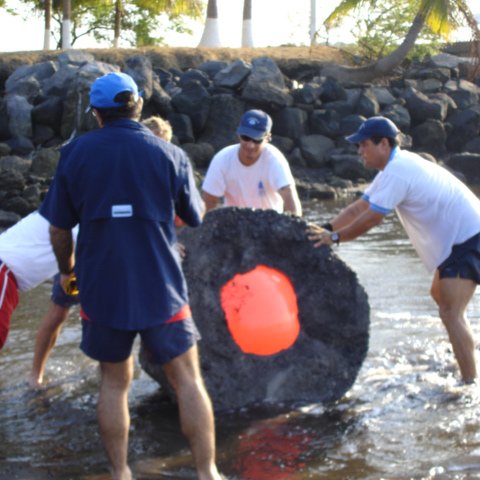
[0,46,479,225]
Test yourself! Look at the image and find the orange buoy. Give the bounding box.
[220,265,300,356]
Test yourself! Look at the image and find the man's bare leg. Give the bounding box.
[431,271,477,382]
[163,345,221,480]
[29,303,70,388]
[97,356,133,480]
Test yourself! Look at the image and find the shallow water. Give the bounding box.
[2,198,480,479]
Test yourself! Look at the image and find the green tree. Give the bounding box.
[20,0,203,49]
[348,0,442,63]
[322,0,480,82]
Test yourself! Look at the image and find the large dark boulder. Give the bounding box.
[140,208,370,412]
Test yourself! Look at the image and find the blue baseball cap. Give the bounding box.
[236,110,273,140]
[89,72,139,109]
[346,116,399,143]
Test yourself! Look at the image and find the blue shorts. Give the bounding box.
[80,316,201,364]
[438,232,480,283]
[50,273,81,308]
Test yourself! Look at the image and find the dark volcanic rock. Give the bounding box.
[140,208,370,412]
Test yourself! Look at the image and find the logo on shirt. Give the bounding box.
[258,181,266,196]
[112,204,133,218]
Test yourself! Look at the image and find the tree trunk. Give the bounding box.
[241,0,254,47]
[114,0,122,48]
[322,13,425,82]
[198,0,222,47]
[61,0,71,49]
[309,0,316,46]
[43,0,52,50]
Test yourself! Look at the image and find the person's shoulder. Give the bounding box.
[209,144,238,165]
[262,143,290,166]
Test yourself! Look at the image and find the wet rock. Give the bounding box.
[140,208,370,412]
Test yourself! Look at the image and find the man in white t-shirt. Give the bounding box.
[308,116,480,384]
[0,211,79,387]
[202,109,302,216]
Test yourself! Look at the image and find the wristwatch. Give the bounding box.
[330,232,340,245]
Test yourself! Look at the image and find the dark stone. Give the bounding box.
[271,107,307,139]
[318,76,347,102]
[140,208,370,412]
[329,153,374,181]
[0,209,21,227]
[309,109,341,137]
[168,113,195,144]
[446,153,480,182]
[446,107,480,152]
[197,94,244,151]
[198,60,229,79]
[179,68,211,89]
[213,60,251,89]
[355,89,380,118]
[30,147,60,178]
[0,195,33,216]
[411,119,447,157]
[31,97,63,130]
[171,80,211,134]
[32,124,57,146]
[0,168,25,190]
[180,142,215,169]
[4,136,34,156]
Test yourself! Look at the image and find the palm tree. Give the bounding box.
[241,0,253,47]
[322,0,480,82]
[198,0,222,47]
[310,0,317,46]
[61,0,71,49]
[114,0,123,48]
[43,0,52,50]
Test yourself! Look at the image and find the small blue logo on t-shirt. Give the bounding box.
[258,181,266,196]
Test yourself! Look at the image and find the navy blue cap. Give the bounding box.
[89,72,139,109]
[236,110,272,140]
[346,116,399,143]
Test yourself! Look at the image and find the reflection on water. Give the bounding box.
[2,198,480,479]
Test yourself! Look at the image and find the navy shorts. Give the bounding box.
[438,232,480,284]
[50,273,80,308]
[80,316,201,364]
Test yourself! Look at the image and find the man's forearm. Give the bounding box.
[279,185,302,217]
[49,225,75,274]
[331,199,369,230]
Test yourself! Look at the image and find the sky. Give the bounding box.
[0,0,479,53]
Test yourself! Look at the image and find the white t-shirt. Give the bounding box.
[202,143,295,213]
[0,211,78,292]
[364,147,480,272]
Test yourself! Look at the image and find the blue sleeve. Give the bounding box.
[39,153,79,229]
[173,149,204,227]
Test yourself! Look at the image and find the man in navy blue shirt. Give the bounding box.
[41,72,221,480]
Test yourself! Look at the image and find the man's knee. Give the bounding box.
[100,359,134,391]
[163,345,203,389]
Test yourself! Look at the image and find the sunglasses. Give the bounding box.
[239,135,264,144]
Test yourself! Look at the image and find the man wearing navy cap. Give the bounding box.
[202,109,302,216]
[40,72,221,480]
[308,116,480,385]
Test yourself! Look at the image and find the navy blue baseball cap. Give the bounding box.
[346,116,399,143]
[89,72,139,109]
[236,110,273,140]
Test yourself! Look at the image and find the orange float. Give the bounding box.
[220,265,300,356]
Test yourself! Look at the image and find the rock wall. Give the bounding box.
[0,48,479,224]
